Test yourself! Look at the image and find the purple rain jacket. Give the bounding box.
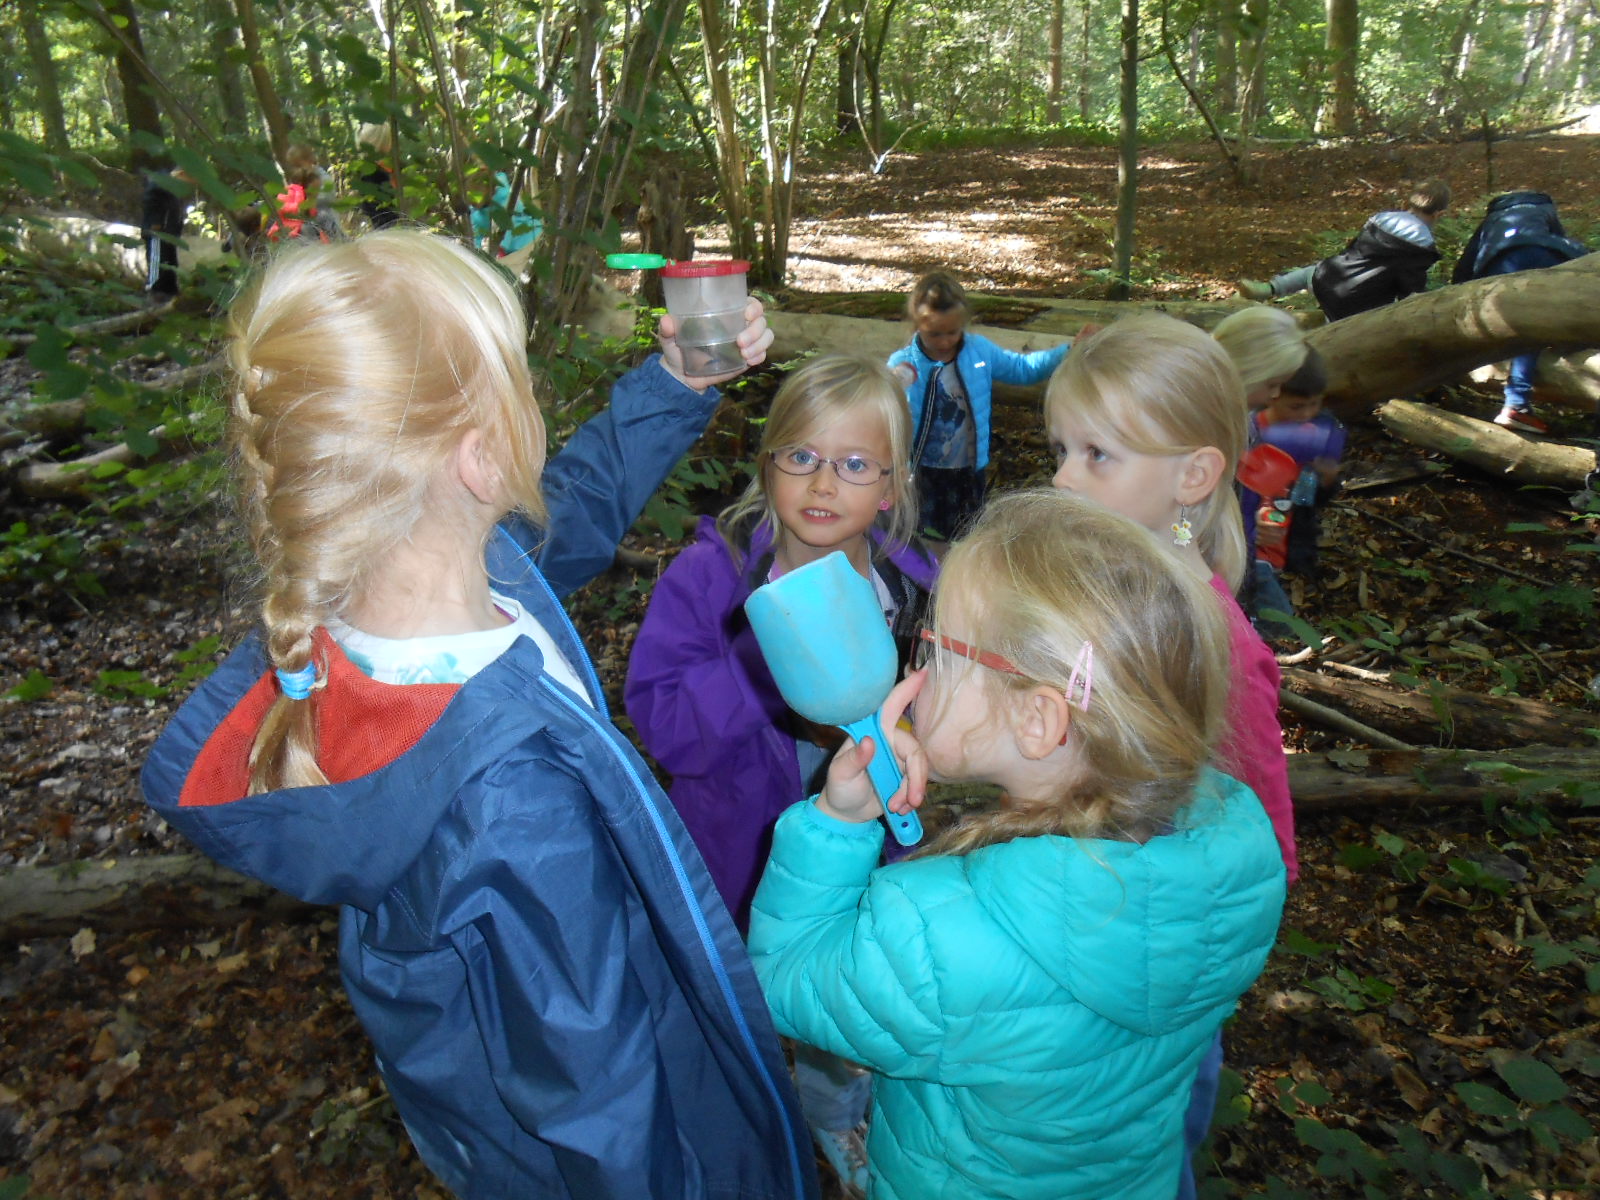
[625,513,939,931]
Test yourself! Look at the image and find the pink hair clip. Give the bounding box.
[1065,640,1094,713]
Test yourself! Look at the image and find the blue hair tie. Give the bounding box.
[276,662,318,700]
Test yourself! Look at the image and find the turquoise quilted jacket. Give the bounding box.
[749,768,1286,1200]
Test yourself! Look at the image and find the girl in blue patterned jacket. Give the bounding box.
[142,230,817,1200]
[748,489,1286,1200]
[887,271,1069,539]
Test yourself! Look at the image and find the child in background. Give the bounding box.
[265,165,341,243]
[1237,179,1451,320]
[1452,189,1589,433]
[1251,347,1346,627]
[748,488,1286,1200]
[1212,303,1312,576]
[626,352,938,1197]
[284,142,340,226]
[1212,304,1308,410]
[142,230,818,1200]
[1047,314,1294,873]
[888,271,1070,540]
[471,169,543,261]
[1045,315,1297,1199]
[353,121,401,229]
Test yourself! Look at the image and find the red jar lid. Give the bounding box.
[659,258,750,278]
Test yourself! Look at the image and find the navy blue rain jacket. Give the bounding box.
[1452,190,1588,283]
[143,358,818,1200]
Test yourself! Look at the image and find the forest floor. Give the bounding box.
[3,135,1600,1199]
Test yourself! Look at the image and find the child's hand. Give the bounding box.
[816,670,928,825]
[659,300,774,391]
[891,362,918,389]
[1313,456,1341,488]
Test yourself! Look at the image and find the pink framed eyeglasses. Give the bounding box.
[915,627,1093,714]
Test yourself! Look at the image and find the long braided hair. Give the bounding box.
[228,230,547,793]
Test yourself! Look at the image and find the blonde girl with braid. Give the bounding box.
[746,489,1286,1200]
[143,229,823,1200]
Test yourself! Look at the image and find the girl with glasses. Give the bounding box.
[626,352,939,1196]
[747,489,1286,1200]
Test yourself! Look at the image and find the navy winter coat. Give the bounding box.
[1452,191,1588,283]
[143,358,818,1200]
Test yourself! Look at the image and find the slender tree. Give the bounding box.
[20,0,71,153]
[1324,0,1359,135]
[1112,0,1138,300]
[1048,0,1064,124]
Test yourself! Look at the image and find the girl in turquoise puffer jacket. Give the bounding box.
[748,488,1286,1200]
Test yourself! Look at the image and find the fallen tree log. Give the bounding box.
[1375,399,1599,490]
[1280,667,1600,749]
[1287,744,1600,809]
[766,311,1072,409]
[9,744,1598,936]
[1311,252,1600,419]
[0,853,323,941]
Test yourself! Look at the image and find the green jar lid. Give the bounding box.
[605,253,671,269]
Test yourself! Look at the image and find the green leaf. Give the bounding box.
[4,670,54,702]
[1454,1080,1518,1119]
[1496,1056,1567,1104]
[1528,1101,1594,1142]
[0,1174,34,1200]
[1504,522,1554,533]
[1375,831,1407,856]
[1279,927,1338,957]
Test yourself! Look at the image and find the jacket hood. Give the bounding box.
[961,768,1285,1037]
[1487,190,1556,214]
[144,630,579,912]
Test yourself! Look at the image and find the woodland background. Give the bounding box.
[3,1,1600,1198]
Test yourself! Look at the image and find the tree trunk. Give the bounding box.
[1323,0,1359,136]
[1310,252,1600,419]
[1078,0,1093,119]
[205,0,252,140]
[700,0,758,266]
[1287,745,1600,810]
[1280,667,1600,749]
[0,854,323,941]
[1213,0,1239,114]
[1375,399,1597,490]
[101,0,166,173]
[836,42,860,135]
[20,0,71,153]
[233,0,292,166]
[1111,0,1139,300]
[1047,0,1064,124]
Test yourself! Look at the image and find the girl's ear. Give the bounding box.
[1014,684,1072,760]
[1175,445,1226,506]
[454,429,502,507]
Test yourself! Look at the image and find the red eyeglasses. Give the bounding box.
[914,628,1024,675]
[914,627,1094,718]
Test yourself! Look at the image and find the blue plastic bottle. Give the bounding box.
[1288,467,1318,508]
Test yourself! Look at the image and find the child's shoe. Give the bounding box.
[1235,279,1274,301]
[811,1121,869,1199]
[1494,407,1549,434]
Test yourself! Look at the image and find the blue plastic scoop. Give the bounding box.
[744,551,923,846]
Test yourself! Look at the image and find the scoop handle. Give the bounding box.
[839,710,923,846]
